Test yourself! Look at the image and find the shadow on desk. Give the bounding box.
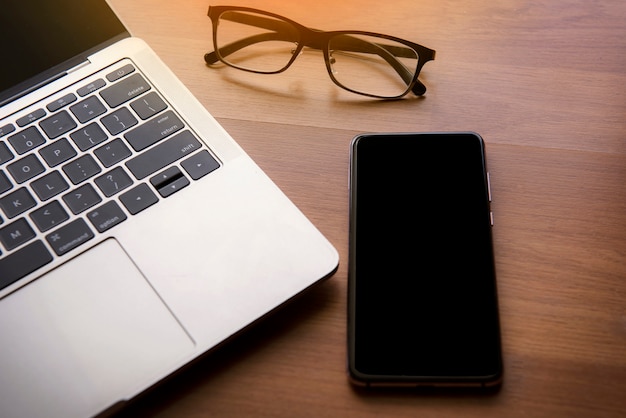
[110,273,504,416]
[349,381,502,399]
[111,279,340,417]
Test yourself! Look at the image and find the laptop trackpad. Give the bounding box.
[0,239,195,418]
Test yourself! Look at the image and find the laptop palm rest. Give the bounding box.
[0,238,194,418]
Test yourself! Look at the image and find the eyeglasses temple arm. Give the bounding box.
[204,32,290,64]
[205,11,302,64]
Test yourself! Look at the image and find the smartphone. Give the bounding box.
[348,132,502,388]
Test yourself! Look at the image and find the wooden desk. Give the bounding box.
[107,0,626,416]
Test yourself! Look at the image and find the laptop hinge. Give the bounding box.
[66,60,91,75]
[0,59,90,108]
[0,73,64,108]
[0,29,129,108]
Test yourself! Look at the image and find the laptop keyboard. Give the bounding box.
[0,60,220,291]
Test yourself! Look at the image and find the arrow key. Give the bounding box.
[157,175,189,198]
[119,183,158,215]
[181,150,220,180]
[150,166,189,198]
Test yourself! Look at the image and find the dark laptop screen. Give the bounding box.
[0,0,128,106]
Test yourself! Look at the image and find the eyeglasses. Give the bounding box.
[204,6,436,99]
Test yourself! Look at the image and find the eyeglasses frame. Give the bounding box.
[204,5,436,99]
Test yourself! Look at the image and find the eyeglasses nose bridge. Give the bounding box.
[284,31,327,68]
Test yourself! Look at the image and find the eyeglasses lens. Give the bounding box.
[328,34,420,98]
[216,11,300,73]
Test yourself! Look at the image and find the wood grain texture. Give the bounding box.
[107,0,626,416]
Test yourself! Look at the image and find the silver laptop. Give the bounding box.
[0,1,339,417]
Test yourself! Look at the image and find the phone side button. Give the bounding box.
[490,211,494,226]
[487,172,492,202]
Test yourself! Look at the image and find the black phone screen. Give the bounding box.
[348,132,502,386]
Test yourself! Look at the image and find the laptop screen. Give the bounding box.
[0,0,128,106]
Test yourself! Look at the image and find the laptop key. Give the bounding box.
[120,183,158,214]
[106,64,135,82]
[150,166,189,198]
[0,187,37,218]
[0,124,16,139]
[70,96,107,124]
[16,109,46,127]
[130,92,167,120]
[0,217,36,251]
[47,93,77,112]
[182,150,220,180]
[31,171,70,201]
[0,171,12,195]
[39,110,77,139]
[46,217,94,256]
[87,200,127,232]
[70,122,108,151]
[8,126,46,155]
[30,201,70,232]
[101,107,138,136]
[0,141,15,164]
[7,154,45,184]
[63,154,102,184]
[126,130,202,179]
[39,138,78,167]
[124,110,183,152]
[94,138,132,167]
[94,166,133,197]
[0,240,53,291]
[100,73,151,108]
[63,183,102,214]
[77,78,106,97]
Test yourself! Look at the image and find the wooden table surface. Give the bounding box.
[107,0,626,416]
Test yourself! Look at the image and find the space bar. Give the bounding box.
[0,240,53,290]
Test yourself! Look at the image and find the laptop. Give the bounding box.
[0,1,339,416]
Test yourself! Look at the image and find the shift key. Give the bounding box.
[126,130,202,180]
